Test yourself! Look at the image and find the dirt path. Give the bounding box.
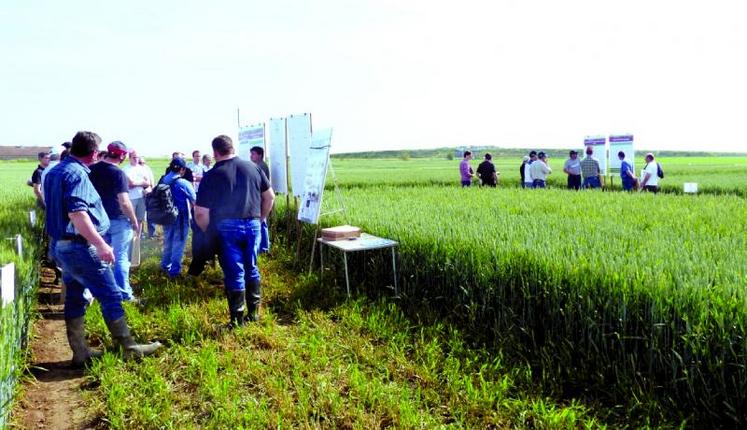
[14,280,97,429]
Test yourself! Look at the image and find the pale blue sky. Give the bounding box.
[2,0,746,156]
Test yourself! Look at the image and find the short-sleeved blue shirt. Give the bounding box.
[43,157,110,240]
[620,160,633,179]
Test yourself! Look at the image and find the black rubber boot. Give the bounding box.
[105,317,163,359]
[226,289,246,328]
[65,316,103,367]
[245,278,262,323]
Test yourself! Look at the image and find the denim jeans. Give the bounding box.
[217,218,261,292]
[533,179,546,188]
[461,180,471,187]
[582,176,601,189]
[103,218,134,300]
[162,216,189,277]
[53,240,124,322]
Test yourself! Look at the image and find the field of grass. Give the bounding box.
[327,156,747,195]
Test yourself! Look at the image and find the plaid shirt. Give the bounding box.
[580,156,600,179]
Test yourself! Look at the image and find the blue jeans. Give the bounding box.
[53,240,124,322]
[217,218,261,292]
[103,218,134,300]
[582,176,601,189]
[533,179,546,188]
[161,216,189,277]
[461,180,471,187]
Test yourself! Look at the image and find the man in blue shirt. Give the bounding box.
[617,151,636,191]
[44,131,161,366]
[160,157,196,278]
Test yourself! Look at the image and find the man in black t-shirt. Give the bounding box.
[250,146,270,182]
[31,151,51,207]
[195,135,275,327]
[476,153,498,187]
[89,141,140,302]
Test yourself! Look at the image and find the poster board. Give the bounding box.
[288,113,312,197]
[608,134,635,172]
[1,263,14,306]
[238,123,265,162]
[297,129,332,224]
[583,135,607,175]
[268,117,288,194]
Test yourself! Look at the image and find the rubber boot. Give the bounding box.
[65,316,103,367]
[226,289,246,328]
[245,278,262,323]
[105,317,163,359]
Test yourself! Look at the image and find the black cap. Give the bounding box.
[62,141,71,149]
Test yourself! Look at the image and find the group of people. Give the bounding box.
[33,131,275,367]
[460,147,662,192]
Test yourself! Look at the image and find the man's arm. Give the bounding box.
[117,192,139,231]
[260,188,275,221]
[68,211,115,263]
[33,183,43,202]
[194,205,210,232]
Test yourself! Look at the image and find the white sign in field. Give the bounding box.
[268,117,288,194]
[1,263,14,307]
[609,134,635,172]
[238,123,265,162]
[297,129,333,225]
[288,113,312,197]
[583,135,607,175]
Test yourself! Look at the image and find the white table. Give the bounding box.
[317,233,399,297]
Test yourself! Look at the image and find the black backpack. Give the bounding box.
[146,176,179,225]
[657,163,664,179]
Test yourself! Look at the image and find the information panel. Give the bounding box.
[288,113,312,197]
[268,117,288,194]
[238,123,265,162]
[583,135,607,175]
[297,129,332,224]
[608,134,635,172]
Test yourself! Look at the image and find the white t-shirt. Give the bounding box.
[643,162,659,187]
[123,164,153,200]
[523,162,533,183]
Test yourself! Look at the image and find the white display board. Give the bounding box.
[609,134,635,172]
[297,129,332,224]
[583,135,607,175]
[238,123,265,162]
[268,117,288,194]
[1,263,14,306]
[288,113,312,197]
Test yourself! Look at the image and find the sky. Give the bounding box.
[2,0,746,156]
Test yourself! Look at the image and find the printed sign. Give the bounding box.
[238,123,265,161]
[297,129,332,224]
[1,263,14,306]
[288,113,312,197]
[609,134,635,172]
[583,135,607,175]
[268,117,288,194]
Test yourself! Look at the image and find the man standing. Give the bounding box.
[639,153,660,193]
[618,151,637,191]
[459,151,474,187]
[250,146,270,181]
[31,151,51,208]
[123,149,151,237]
[530,152,552,188]
[523,151,537,189]
[160,158,196,278]
[563,150,582,190]
[89,141,140,302]
[186,150,208,190]
[580,146,603,189]
[195,135,274,327]
[476,153,498,187]
[44,131,160,366]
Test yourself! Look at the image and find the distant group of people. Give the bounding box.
[31,132,274,367]
[460,147,662,192]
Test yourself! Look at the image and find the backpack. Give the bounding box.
[657,163,664,179]
[146,176,179,225]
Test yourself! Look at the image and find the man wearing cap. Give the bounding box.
[123,149,152,237]
[160,157,196,278]
[195,135,274,327]
[44,131,161,366]
[563,150,582,190]
[580,146,603,189]
[30,151,51,208]
[530,151,552,188]
[89,141,140,302]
